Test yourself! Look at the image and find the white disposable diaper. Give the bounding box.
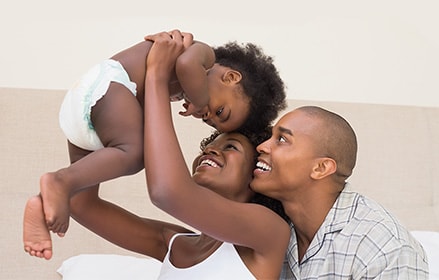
[59,59,137,151]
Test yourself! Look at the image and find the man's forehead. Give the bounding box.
[277,110,305,126]
[276,110,320,135]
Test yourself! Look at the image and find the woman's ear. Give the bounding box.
[222,70,242,84]
[310,157,337,180]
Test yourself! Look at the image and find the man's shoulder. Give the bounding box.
[341,190,422,251]
[341,190,397,224]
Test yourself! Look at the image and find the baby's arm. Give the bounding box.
[175,41,215,116]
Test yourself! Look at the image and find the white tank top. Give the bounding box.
[158,233,256,279]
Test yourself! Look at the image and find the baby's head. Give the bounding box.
[201,42,287,133]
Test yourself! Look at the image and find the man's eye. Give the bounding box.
[216,107,224,116]
[278,136,286,143]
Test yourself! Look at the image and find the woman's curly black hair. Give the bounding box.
[213,42,287,135]
[199,129,289,223]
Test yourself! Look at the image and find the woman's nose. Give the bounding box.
[204,146,219,155]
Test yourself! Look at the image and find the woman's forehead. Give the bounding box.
[212,132,248,143]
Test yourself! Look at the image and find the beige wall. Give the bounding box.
[1,0,439,108]
[2,87,438,280]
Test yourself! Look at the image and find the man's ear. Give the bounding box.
[222,70,242,84]
[310,158,337,180]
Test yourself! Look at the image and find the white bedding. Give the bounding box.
[57,254,162,280]
[411,231,439,279]
[57,231,439,280]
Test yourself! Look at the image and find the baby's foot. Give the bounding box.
[40,172,70,235]
[23,195,53,260]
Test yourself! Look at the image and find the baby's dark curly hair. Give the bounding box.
[199,129,289,222]
[213,42,287,135]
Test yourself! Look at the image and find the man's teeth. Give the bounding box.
[200,159,219,168]
[256,161,272,171]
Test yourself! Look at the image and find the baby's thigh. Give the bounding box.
[91,82,143,149]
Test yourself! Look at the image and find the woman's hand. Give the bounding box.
[144,30,184,81]
[144,30,193,82]
[144,30,193,49]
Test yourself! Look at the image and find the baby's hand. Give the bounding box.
[179,99,208,118]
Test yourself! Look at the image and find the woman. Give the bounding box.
[142,31,290,279]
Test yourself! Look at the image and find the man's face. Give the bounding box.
[251,110,320,199]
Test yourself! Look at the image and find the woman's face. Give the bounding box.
[192,132,255,202]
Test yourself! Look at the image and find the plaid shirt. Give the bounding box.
[280,188,429,279]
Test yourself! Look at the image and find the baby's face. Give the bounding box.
[201,93,249,132]
[201,65,250,132]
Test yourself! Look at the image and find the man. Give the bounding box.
[251,106,429,279]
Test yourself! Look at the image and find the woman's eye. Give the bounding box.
[225,144,238,150]
[216,107,224,116]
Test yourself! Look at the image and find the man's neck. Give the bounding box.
[283,185,342,261]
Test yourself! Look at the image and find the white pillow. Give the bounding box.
[58,233,438,280]
[57,254,162,280]
[411,231,439,280]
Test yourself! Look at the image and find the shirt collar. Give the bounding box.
[323,185,359,234]
[290,185,360,264]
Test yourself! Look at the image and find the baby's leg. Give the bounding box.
[39,145,92,235]
[40,82,144,235]
[23,195,52,260]
[39,172,70,235]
